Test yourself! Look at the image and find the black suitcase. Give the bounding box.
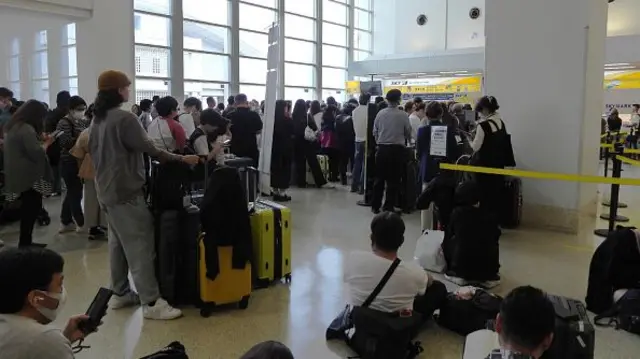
[541,296,595,359]
[155,208,200,307]
[501,176,522,228]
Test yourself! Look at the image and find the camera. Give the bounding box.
[469,7,481,20]
[416,14,428,26]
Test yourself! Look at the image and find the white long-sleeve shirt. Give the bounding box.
[352,105,368,142]
[471,113,504,152]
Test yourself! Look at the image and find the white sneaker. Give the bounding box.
[76,226,87,234]
[110,291,141,309]
[143,298,183,320]
[321,183,336,189]
[58,223,76,234]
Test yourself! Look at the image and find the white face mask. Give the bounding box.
[71,111,84,120]
[35,286,67,322]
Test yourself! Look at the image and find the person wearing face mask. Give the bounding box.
[56,96,87,235]
[0,87,14,136]
[189,108,229,165]
[180,97,200,136]
[0,247,92,359]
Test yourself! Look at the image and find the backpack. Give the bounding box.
[437,288,503,336]
[139,342,189,359]
[594,289,640,335]
[187,127,208,154]
[475,119,516,168]
[326,259,424,359]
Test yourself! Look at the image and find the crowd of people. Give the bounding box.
[0,67,545,359]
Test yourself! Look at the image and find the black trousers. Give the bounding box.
[323,147,341,182]
[293,138,327,188]
[413,280,448,322]
[19,189,43,247]
[60,161,85,227]
[372,145,407,211]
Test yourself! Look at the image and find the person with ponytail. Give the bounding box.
[88,70,199,321]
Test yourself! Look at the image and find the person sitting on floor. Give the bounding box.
[240,341,294,359]
[442,181,502,288]
[0,247,95,359]
[344,212,447,321]
[489,286,555,359]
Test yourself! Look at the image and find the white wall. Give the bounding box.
[446,0,485,49]
[373,0,485,55]
[76,0,135,102]
[484,0,606,230]
[0,7,75,104]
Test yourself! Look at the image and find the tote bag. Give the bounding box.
[413,230,446,273]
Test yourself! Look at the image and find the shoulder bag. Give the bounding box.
[326,258,424,359]
[304,114,318,142]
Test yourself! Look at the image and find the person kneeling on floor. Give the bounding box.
[465,286,555,359]
[0,247,94,359]
[443,181,501,288]
[344,212,447,320]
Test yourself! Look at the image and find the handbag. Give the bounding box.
[413,230,446,273]
[304,114,318,142]
[326,258,424,359]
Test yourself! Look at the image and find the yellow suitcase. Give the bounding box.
[198,235,252,317]
[250,200,292,287]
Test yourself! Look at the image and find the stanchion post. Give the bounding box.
[604,131,611,178]
[595,143,625,237]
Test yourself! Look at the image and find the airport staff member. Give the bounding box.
[371,89,412,214]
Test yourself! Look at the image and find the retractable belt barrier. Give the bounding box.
[439,143,636,237]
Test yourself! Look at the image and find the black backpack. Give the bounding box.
[326,259,424,359]
[437,288,503,336]
[139,342,188,359]
[595,289,640,335]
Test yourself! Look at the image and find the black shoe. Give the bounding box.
[89,227,107,240]
[273,194,291,202]
[372,208,381,214]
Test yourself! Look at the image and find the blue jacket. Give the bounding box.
[416,119,459,183]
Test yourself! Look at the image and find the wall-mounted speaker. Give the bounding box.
[416,14,428,26]
[469,7,481,20]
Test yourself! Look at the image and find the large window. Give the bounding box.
[285,63,315,87]
[285,0,315,17]
[183,0,229,25]
[284,39,315,64]
[184,52,229,82]
[240,31,269,58]
[184,21,230,54]
[130,0,371,103]
[239,3,277,33]
[134,0,171,15]
[240,58,267,84]
[284,14,315,41]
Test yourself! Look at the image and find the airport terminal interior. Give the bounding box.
[2,0,640,358]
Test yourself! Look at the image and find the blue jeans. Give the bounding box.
[351,141,365,192]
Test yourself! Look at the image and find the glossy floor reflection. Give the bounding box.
[1,175,640,358]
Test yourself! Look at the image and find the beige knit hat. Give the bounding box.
[97,70,131,91]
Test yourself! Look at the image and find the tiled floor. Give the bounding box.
[2,172,640,358]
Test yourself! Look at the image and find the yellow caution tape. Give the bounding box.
[616,155,640,167]
[439,163,640,186]
[600,131,628,139]
[600,145,640,154]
